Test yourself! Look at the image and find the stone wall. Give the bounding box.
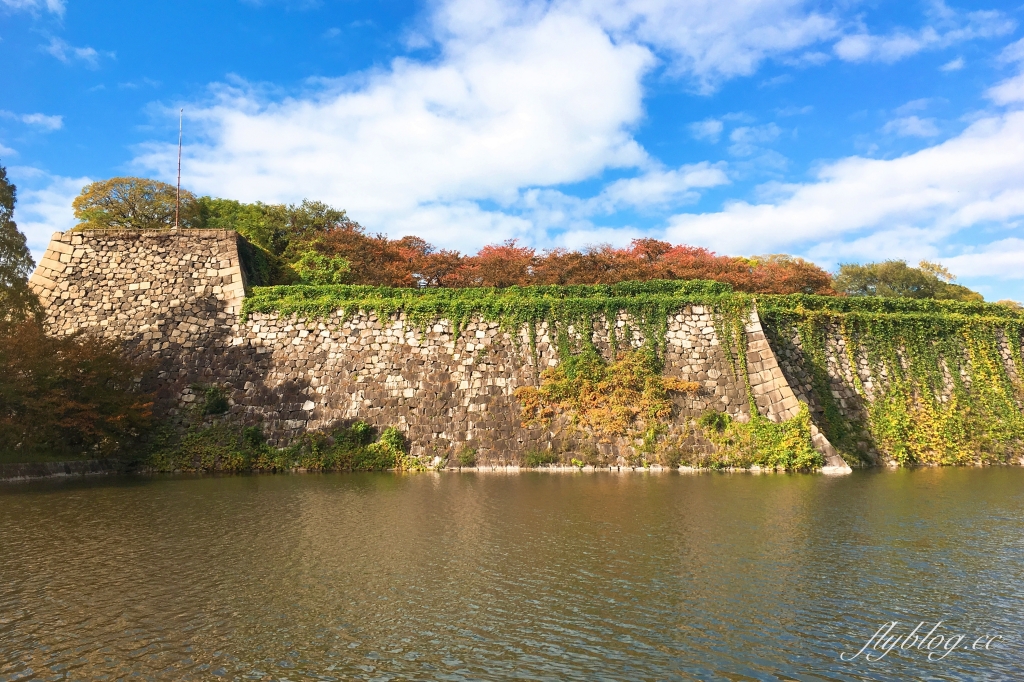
[30,230,849,470]
[765,318,1024,466]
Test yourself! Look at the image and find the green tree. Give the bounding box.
[834,260,983,302]
[72,176,199,230]
[195,196,359,285]
[293,250,351,285]
[197,197,291,254]
[0,162,41,324]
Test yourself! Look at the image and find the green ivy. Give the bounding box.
[696,406,823,470]
[238,282,1024,468]
[242,279,742,362]
[758,295,1024,465]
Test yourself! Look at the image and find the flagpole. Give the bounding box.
[174,108,183,229]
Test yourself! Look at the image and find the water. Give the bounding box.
[1,469,1022,681]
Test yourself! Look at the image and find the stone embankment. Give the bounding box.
[29,229,850,472]
[0,459,121,482]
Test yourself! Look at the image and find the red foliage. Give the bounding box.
[0,321,154,460]
[307,223,835,294]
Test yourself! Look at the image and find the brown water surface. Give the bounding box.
[1,468,1022,680]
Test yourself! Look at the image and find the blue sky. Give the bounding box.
[3,0,1024,300]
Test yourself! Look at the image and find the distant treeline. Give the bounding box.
[70,176,994,303]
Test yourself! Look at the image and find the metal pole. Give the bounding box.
[174,108,183,229]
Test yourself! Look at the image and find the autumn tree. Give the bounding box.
[72,176,199,230]
[1,164,154,462]
[456,240,537,287]
[0,323,154,461]
[0,162,41,324]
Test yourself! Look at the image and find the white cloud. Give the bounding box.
[43,37,104,67]
[0,142,15,156]
[382,201,537,252]
[987,72,1024,105]
[572,0,837,92]
[124,0,864,249]
[689,118,723,142]
[133,5,653,251]
[775,105,813,116]
[728,123,781,156]
[940,56,964,71]
[894,98,933,115]
[1,0,64,16]
[597,163,728,210]
[998,36,1024,64]
[6,168,89,257]
[943,239,1024,279]
[833,6,1013,64]
[20,113,63,130]
[664,110,1024,258]
[0,110,63,131]
[883,115,940,137]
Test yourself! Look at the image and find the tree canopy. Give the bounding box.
[67,175,994,302]
[2,164,153,462]
[833,260,983,302]
[73,176,199,231]
[0,161,41,325]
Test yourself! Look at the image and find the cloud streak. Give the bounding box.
[1,0,64,16]
[665,110,1024,271]
[833,4,1013,63]
[43,37,109,67]
[1,110,63,131]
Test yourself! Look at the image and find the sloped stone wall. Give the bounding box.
[29,230,848,470]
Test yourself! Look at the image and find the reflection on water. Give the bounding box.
[2,469,1023,680]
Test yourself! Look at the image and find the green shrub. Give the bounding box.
[695,406,823,470]
[457,446,477,468]
[698,411,730,433]
[146,420,406,473]
[195,384,230,415]
[523,449,558,467]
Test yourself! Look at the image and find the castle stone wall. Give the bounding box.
[29,230,849,470]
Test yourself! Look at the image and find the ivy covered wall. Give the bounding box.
[30,230,1024,470]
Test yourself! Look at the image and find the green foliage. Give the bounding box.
[523,448,559,467]
[197,197,291,254]
[242,279,737,360]
[0,162,41,325]
[515,346,700,441]
[72,177,199,231]
[759,295,1024,465]
[695,407,823,470]
[834,260,983,302]
[698,411,730,433]
[147,421,410,473]
[293,250,352,285]
[457,446,477,468]
[195,196,358,285]
[192,384,230,416]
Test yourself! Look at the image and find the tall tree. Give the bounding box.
[834,260,983,301]
[72,177,199,230]
[0,162,41,324]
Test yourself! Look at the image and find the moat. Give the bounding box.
[2,468,1022,680]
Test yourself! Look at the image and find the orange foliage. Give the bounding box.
[0,321,154,460]
[304,223,835,294]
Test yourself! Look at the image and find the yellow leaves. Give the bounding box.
[514,347,700,442]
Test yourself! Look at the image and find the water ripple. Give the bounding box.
[2,469,1023,680]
